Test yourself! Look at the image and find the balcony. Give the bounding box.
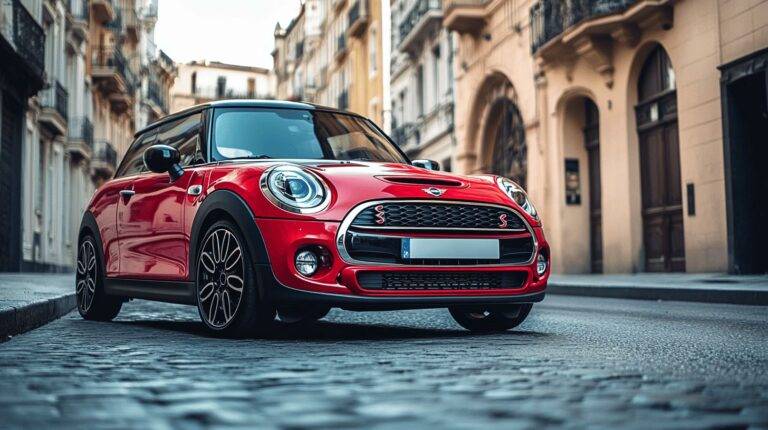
[91,0,116,23]
[92,46,137,113]
[335,33,348,63]
[122,7,139,42]
[443,0,489,34]
[529,0,673,85]
[347,0,369,38]
[0,0,46,93]
[67,117,94,160]
[39,81,69,135]
[337,90,349,110]
[92,140,117,179]
[155,49,176,76]
[67,0,89,40]
[399,0,442,54]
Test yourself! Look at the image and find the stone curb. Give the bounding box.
[547,282,768,306]
[0,293,76,339]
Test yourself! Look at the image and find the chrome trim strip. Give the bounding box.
[336,199,538,268]
[348,225,527,232]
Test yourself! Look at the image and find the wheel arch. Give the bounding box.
[189,190,270,283]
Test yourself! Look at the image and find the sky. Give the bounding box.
[154,0,303,70]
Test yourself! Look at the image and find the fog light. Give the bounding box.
[536,253,548,276]
[295,250,318,277]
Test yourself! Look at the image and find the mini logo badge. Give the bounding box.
[374,205,386,225]
[423,187,446,197]
[499,213,508,228]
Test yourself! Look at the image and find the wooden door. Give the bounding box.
[583,100,602,273]
[636,46,685,272]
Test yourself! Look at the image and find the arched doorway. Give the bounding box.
[487,98,527,188]
[635,45,685,272]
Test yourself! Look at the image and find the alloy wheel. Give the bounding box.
[76,240,97,313]
[197,228,245,328]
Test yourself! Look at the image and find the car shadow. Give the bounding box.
[114,318,550,342]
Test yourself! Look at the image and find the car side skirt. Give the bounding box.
[104,278,196,305]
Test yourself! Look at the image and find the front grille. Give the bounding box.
[357,271,528,291]
[351,202,526,231]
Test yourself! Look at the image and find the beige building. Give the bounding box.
[273,0,388,127]
[445,0,768,274]
[170,60,274,113]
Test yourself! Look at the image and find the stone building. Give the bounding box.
[445,0,768,274]
[390,0,456,169]
[1,0,172,272]
[170,60,274,114]
[273,0,389,128]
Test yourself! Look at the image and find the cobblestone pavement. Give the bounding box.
[0,295,767,429]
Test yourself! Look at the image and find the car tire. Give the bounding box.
[276,305,330,326]
[76,235,122,321]
[195,220,275,337]
[449,304,533,332]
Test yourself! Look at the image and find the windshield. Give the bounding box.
[211,107,409,163]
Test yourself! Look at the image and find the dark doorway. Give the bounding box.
[489,99,527,189]
[583,100,602,273]
[635,46,686,272]
[721,57,768,274]
[0,94,24,271]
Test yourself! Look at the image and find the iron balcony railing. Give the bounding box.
[530,0,638,53]
[147,79,168,112]
[93,45,138,93]
[122,6,139,31]
[41,80,69,121]
[399,0,441,42]
[337,90,349,110]
[93,140,117,170]
[68,117,94,150]
[69,0,89,21]
[106,6,123,31]
[2,0,45,78]
[348,0,369,29]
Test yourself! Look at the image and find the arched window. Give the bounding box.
[488,99,527,188]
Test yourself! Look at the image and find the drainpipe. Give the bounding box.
[381,0,392,133]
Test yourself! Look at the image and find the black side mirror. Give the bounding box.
[412,159,440,171]
[144,144,184,181]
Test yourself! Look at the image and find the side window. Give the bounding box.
[156,113,204,166]
[115,132,157,177]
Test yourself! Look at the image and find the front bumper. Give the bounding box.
[255,217,549,307]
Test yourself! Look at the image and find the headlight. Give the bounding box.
[260,165,330,213]
[496,177,539,220]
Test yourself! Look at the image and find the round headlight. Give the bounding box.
[497,177,539,220]
[261,165,330,213]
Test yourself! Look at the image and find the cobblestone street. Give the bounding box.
[1,295,767,429]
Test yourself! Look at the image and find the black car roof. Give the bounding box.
[134,99,355,138]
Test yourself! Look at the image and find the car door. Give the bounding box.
[117,113,206,280]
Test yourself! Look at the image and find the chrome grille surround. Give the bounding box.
[336,200,538,267]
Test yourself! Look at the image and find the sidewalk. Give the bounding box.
[548,273,768,306]
[0,273,74,339]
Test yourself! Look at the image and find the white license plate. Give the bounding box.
[401,238,500,260]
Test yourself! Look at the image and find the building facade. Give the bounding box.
[445,0,768,274]
[170,60,274,113]
[273,0,388,128]
[391,0,455,169]
[1,0,172,272]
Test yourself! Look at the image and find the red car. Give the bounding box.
[77,100,549,336]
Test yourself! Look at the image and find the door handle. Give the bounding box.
[119,189,135,199]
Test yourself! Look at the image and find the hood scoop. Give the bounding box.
[377,176,465,188]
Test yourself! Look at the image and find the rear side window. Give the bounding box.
[115,132,157,178]
[156,113,204,166]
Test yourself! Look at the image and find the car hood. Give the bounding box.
[212,160,533,224]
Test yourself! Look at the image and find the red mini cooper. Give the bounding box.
[77,100,549,336]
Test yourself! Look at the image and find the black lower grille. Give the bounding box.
[357,271,528,291]
[352,202,526,230]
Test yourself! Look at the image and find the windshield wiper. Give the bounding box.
[221,155,273,161]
